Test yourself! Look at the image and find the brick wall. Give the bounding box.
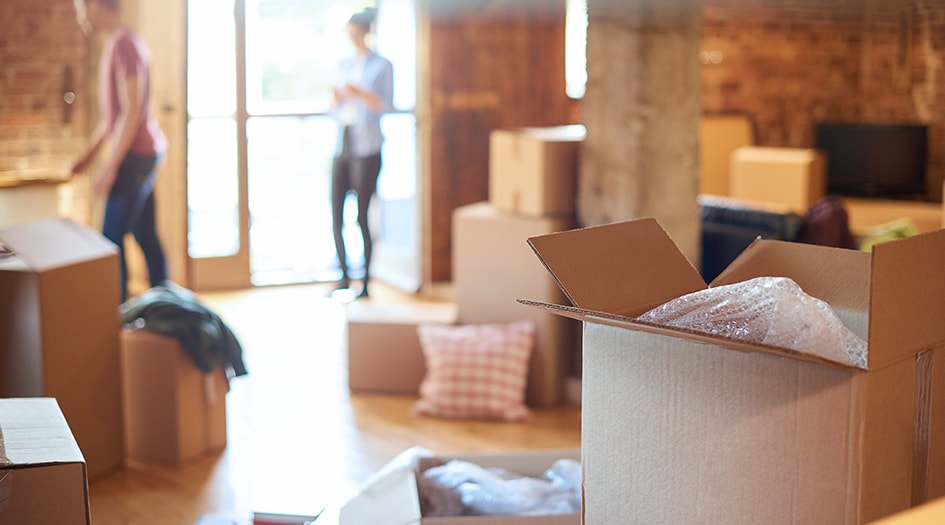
[3,1,943,202]
[0,0,88,171]
[703,0,945,200]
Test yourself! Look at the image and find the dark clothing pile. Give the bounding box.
[120,281,248,380]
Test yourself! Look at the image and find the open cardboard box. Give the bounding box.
[521,217,945,524]
[0,398,91,524]
[339,448,580,524]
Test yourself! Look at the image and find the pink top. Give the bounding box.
[98,26,166,156]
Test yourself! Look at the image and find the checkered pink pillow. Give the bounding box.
[413,321,534,421]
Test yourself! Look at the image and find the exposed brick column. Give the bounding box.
[579,0,703,261]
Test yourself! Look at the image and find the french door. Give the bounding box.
[186,0,419,291]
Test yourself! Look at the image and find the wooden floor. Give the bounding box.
[87,282,582,524]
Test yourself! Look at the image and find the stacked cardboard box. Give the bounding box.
[453,125,585,407]
[0,218,124,480]
[488,125,585,218]
[453,203,576,407]
[345,126,584,407]
[523,217,945,524]
[0,397,91,524]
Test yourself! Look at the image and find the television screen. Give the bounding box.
[815,123,928,200]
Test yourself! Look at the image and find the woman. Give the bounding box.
[329,8,394,299]
[72,0,168,303]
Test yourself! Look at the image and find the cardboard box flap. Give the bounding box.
[868,229,945,369]
[527,218,706,316]
[0,398,85,467]
[338,463,421,525]
[713,230,945,369]
[0,218,115,272]
[711,238,871,314]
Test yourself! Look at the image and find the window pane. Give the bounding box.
[188,118,240,258]
[565,0,587,99]
[377,113,417,252]
[188,0,237,116]
[246,0,371,115]
[376,0,416,110]
[247,115,340,285]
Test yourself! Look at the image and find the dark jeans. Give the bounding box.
[102,153,168,303]
[331,151,382,283]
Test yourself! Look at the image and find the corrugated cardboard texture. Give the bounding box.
[0,398,90,525]
[121,329,228,465]
[582,326,863,524]
[927,347,945,500]
[0,218,123,480]
[346,302,458,394]
[453,202,576,406]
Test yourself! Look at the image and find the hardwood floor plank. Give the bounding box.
[88,283,581,524]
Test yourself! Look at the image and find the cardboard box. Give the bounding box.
[121,328,229,465]
[699,114,754,197]
[0,398,90,524]
[0,218,124,479]
[489,125,584,218]
[346,301,458,394]
[523,217,945,524]
[453,203,578,407]
[730,146,825,214]
[339,448,580,524]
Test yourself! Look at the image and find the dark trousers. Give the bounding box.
[330,150,381,283]
[102,153,168,302]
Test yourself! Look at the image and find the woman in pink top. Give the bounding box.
[72,0,167,303]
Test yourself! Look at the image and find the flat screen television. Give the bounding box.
[815,122,928,200]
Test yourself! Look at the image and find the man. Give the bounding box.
[72,0,168,303]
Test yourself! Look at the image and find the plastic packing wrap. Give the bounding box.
[636,276,867,369]
[419,458,582,517]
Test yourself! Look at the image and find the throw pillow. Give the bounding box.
[413,320,534,421]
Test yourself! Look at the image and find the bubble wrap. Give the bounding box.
[637,277,867,369]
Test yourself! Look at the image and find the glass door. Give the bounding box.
[187,0,418,291]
